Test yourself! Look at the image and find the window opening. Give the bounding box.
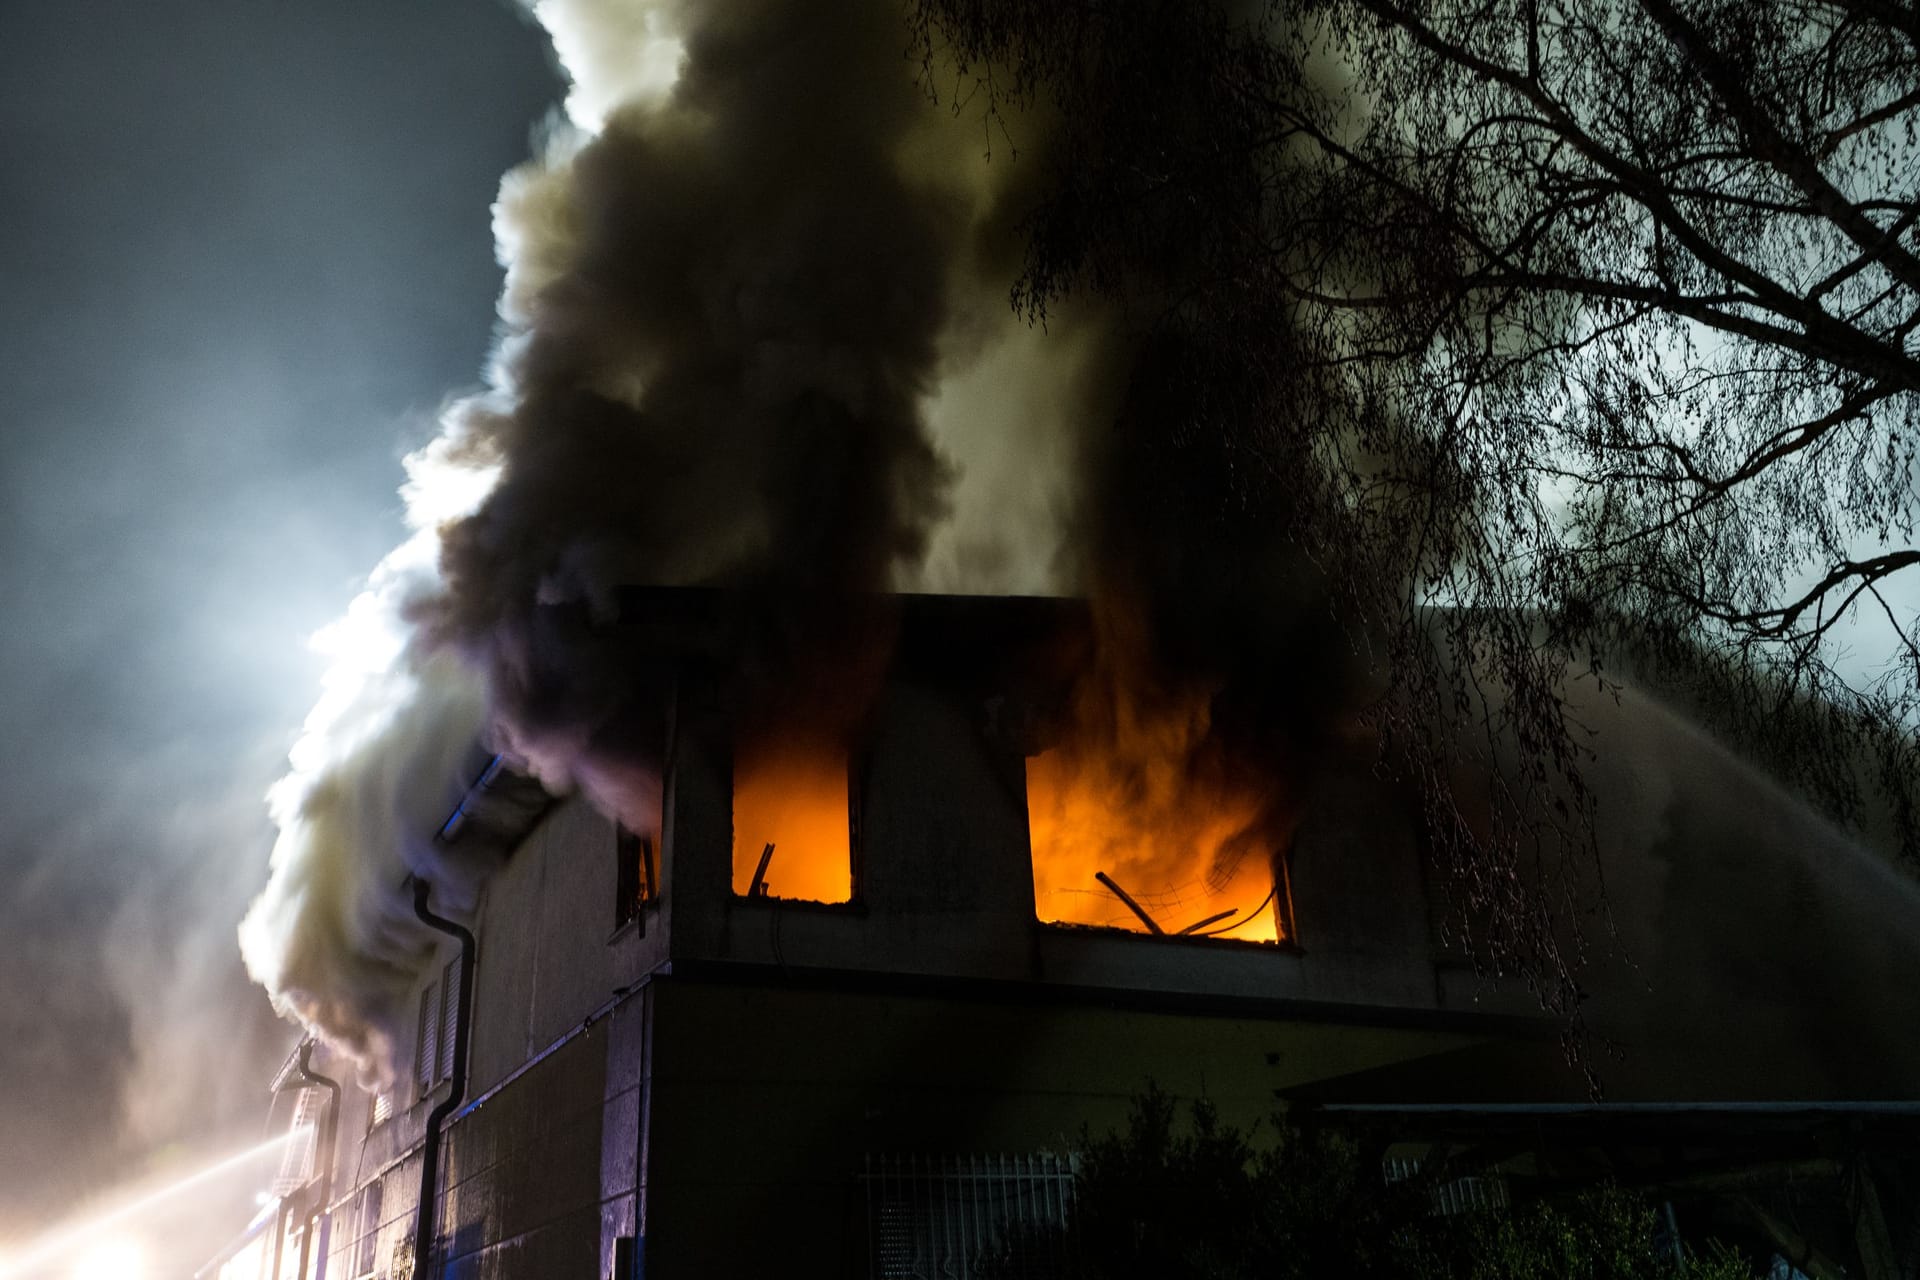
[352,1181,384,1279]
[615,824,657,929]
[731,726,854,903]
[1024,671,1288,943]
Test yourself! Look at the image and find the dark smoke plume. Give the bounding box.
[422,0,962,786]
[241,0,1920,1105]
[241,0,1086,1078]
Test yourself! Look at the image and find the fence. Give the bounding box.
[1383,1155,1512,1216]
[863,1152,1078,1280]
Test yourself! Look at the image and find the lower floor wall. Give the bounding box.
[636,975,1488,1277]
[329,974,1497,1278]
[322,991,645,1280]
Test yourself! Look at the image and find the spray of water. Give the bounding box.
[0,1130,299,1280]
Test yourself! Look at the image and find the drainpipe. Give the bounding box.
[289,1039,341,1280]
[411,876,476,1279]
[267,1203,286,1280]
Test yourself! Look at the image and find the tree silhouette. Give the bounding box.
[911,0,1920,1033]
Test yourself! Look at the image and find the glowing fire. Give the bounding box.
[731,731,852,903]
[1026,634,1288,943]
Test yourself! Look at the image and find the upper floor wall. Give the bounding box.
[418,593,1458,1119]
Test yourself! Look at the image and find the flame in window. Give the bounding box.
[1026,633,1288,943]
[731,730,853,903]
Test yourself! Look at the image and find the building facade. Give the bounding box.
[206,594,1571,1279]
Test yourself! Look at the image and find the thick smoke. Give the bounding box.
[242,0,1920,1096]
[422,0,965,771]
[241,0,1090,1077]
[238,525,496,1075]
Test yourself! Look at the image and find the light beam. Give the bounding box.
[0,1130,298,1280]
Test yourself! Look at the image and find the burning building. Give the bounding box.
[203,587,1572,1278]
[207,585,1920,1278]
[206,0,1920,1273]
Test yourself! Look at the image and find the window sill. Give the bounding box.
[606,903,659,945]
[1037,920,1300,953]
[728,894,867,917]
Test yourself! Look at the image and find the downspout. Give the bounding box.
[410,876,476,1278]
[289,1039,341,1280]
[267,1203,286,1280]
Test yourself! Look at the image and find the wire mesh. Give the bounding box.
[863,1151,1077,1279]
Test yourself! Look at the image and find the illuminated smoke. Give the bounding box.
[236,0,1920,1100]
[239,0,1090,1078]
[238,524,494,1076]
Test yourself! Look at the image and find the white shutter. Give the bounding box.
[270,1087,319,1194]
[437,958,460,1083]
[416,981,439,1095]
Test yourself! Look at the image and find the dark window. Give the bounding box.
[353,1180,384,1278]
[615,824,657,929]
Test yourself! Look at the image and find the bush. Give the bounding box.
[998,1085,1758,1280]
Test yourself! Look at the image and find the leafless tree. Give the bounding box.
[911,0,1920,1033]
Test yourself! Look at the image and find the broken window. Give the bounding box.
[1024,712,1290,943]
[615,823,658,929]
[731,727,855,903]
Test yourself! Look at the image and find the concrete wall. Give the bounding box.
[638,975,1482,1277]
[433,1013,625,1278]
[312,648,1469,1278]
[320,792,658,1280]
[658,667,1455,1017]
[466,796,662,1099]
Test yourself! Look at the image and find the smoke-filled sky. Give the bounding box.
[8,0,1917,1262]
[0,0,563,1238]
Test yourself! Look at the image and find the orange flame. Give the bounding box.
[1026,619,1288,943]
[731,732,852,903]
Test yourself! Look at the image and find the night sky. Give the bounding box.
[0,0,562,1238]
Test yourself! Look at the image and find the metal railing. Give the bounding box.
[863,1152,1078,1279]
[1383,1155,1511,1216]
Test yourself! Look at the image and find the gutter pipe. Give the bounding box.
[288,1039,341,1280]
[410,877,476,1278]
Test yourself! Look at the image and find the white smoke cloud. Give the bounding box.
[238,500,495,1079]
[530,0,685,132]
